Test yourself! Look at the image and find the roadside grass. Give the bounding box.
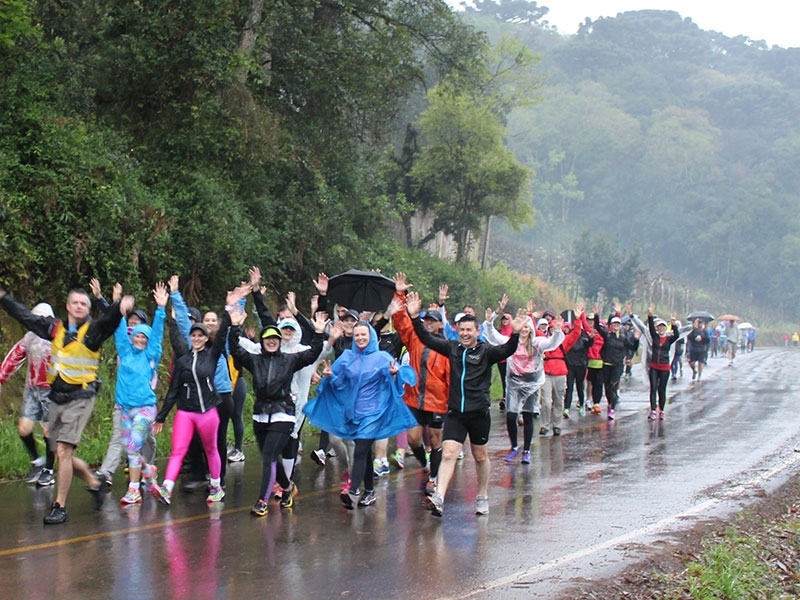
[681,527,783,599]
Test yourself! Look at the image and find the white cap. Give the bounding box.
[31,303,54,318]
[610,316,622,324]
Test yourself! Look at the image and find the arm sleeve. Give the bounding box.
[170,291,191,344]
[84,300,125,351]
[410,312,451,357]
[251,290,273,329]
[0,339,28,384]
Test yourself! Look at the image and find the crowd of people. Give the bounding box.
[0,272,746,524]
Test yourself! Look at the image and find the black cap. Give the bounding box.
[189,323,208,336]
[342,309,360,321]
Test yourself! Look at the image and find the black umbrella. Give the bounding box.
[687,310,714,322]
[326,269,396,313]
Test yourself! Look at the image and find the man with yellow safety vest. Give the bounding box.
[0,285,134,524]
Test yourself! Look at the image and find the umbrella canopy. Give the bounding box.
[687,310,714,322]
[738,322,754,329]
[717,314,740,322]
[326,269,396,313]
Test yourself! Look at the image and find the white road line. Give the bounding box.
[443,450,800,599]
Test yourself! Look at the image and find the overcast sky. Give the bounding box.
[451,1,798,48]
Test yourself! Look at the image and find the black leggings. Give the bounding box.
[216,392,233,484]
[565,364,587,409]
[587,367,604,406]
[649,368,670,411]
[497,361,508,398]
[254,421,293,501]
[350,439,375,494]
[602,364,624,409]
[506,411,534,451]
[230,377,247,451]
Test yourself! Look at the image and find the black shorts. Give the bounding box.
[443,409,491,446]
[688,351,708,364]
[409,407,445,429]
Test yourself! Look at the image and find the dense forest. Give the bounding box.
[1,1,798,323]
[464,4,800,319]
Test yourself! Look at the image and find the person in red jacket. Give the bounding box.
[540,303,585,436]
[646,307,679,420]
[0,303,55,486]
[391,273,451,496]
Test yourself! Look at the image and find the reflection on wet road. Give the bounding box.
[3,348,800,599]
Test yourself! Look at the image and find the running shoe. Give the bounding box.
[280,482,298,509]
[341,471,351,493]
[88,485,106,510]
[658,409,665,421]
[608,409,615,420]
[475,495,489,515]
[504,447,520,463]
[563,409,570,419]
[340,489,359,510]
[498,399,506,411]
[311,448,326,466]
[578,406,586,417]
[424,478,437,496]
[539,427,548,436]
[591,404,602,415]
[150,483,172,505]
[43,502,69,525]
[429,492,444,517]
[326,447,337,458]
[142,465,158,490]
[358,490,377,507]
[273,482,283,500]
[390,450,405,470]
[373,460,390,478]
[207,485,225,503]
[24,465,43,484]
[121,487,142,505]
[648,410,657,420]
[457,451,465,461]
[93,470,112,488]
[521,450,531,464]
[227,449,245,462]
[553,427,561,436]
[37,468,55,487]
[251,499,269,517]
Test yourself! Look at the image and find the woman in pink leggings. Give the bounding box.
[151,287,247,505]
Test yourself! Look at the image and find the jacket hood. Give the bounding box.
[131,324,152,339]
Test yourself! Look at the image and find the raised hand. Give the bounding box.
[153,282,169,307]
[285,291,298,316]
[168,275,180,293]
[498,293,509,312]
[438,284,449,305]
[119,295,135,316]
[327,321,344,344]
[405,291,422,318]
[112,283,122,302]
[313,273,329,295]
[89,278,102,299]
[312,311,330,333]
[553,315,564,331]
[226,284,251,307]
[389,361,399,376]
[385,298,403,319]
[248,266,261,291]
[394,272,412,293]
[485,307,493,322]
[310,294,319,316]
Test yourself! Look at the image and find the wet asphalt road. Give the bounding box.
[3,347,800,600]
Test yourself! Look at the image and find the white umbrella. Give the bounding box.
[738,322,754,329]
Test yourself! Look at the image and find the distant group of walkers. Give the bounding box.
[0,271,741,524]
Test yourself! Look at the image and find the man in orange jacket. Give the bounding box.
[391,273,450,497]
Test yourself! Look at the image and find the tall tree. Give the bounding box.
[410,83,532,263]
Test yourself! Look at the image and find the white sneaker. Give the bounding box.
[475,495,489,515]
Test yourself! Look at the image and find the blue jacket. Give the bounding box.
[114,307,165,409]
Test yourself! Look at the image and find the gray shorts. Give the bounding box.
[48,394,96,449]
[20,386,50,422]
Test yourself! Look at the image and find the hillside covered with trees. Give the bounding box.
[1,0,798,324]
[464,3,800,319]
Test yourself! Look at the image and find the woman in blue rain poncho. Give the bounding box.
[304,320,416,509]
